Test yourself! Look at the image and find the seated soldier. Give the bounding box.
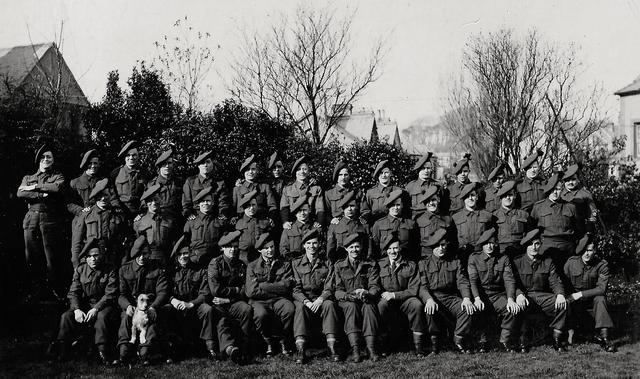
[513,229,568,353]
[468,229,520,352]
[376,235,424,356]
[245,233,295,357]
[493,181,529,257]
[419,229,475,355]
[55,238,118,364]
[370,190,418,261]
[331,233,381,362]
[183,187,227,267]
[326,191,369,262]
[161,236,218,363]
[134,184,174,266]
[291,230,340,364]
[116,236,168,365]
[280,196,320,261]
[207,231,251,364]
[564,234,616,352]
[416,187,455,258]
[235,190,273,263]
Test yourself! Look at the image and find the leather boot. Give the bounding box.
[225,345,243,364]
[280,339,293,356]
[428,335,439,356]
[327,339,340,362]
[599,328,617,353]
[348,333,361,363]
[264,337,276,357]
[500,341,516,353]
[365,336,380,362]
[413,333,424,357]
[552,330,567,352]
[115,343,130,365]
[453,335,470,354]
[139,346,151,366]
[96,344,111,365]
[295,340,306,364]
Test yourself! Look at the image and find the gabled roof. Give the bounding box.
[615,75,640,97]
[0,43,53,88]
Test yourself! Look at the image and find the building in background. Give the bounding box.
[615,76,640,164]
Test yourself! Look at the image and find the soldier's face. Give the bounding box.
[178,249,191,267]
[295,204,310,222]
[433,241,448,258]
[493,174,505,189]
[259,241,275,260]
[39,151,54,171]
[147,200,158,214]
[244,163,258,181]
[564,176,578,191]
[272,161,284,178]
[303,238,319,256]
[337,168,350,186]
[526,162,539,179]
[464,191,478,208]
[418,164,433,180]
[159,158,174,177]
[222,245,239,260]
[346,242,361,259]
[85,157,101,176]
[457,167,470,183]
[386,241,400,261]
[482,241,496,255]
[388,200,403,217]
[296,163,309,181]
[137,248,151,266]
[526,240,541,256]
[582,243,595,262]
[378,168,392,185]
[125,149,139,167]
[244,200,257,217]
[343,203,357,218]
[426,196,440,213]
[198,198,213,214]
[86,248,103,269]
[549,184,563,201]
[198,158,214,176]
[501,192,515,208]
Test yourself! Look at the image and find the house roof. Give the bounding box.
[0,43,53,88]
[333,110,376,143]
[615,75,640,97]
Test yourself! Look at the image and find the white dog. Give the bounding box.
[130,293,151,344]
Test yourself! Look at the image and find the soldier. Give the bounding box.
[418,229,475,355]
[279,196,321,260]
[55,238,118,364]
[416,187,456,258]
[146,150,183,247]
[232,154,278,221]
[324,160,361,225]
[446,153,472,215]
[291,230,340,364]
[235,190,273,263]
[111,140,147,220]
[561,164,598,236]
[327,192,369,262]
[17,144,67,301]
[361,160,405,224]
[564,234,616,352]
[512,228,568,353]
[280,156,325,228]
[376,235,424,356]
[207,231,252,363]
[452,183,494,265]
[181,150,230,221]
[493,181,529,257]
[516,150,546,213]
[530,174,578,267]
[134,184,174,265]
[331,233,381,362]
[267,152,286,208]
[183,187,227,267]
[468,229,520,352]
[161,236,218,363]
[369,189,419,261]
[245,233,295,357]
[405,152,445,219]
[483,161,507,213]
[116,235,168,365]
[71,179,127,266]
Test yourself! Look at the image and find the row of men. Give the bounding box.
[54,222,616,366]
[17,142,595,302]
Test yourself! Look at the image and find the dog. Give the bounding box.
[130,293,151,345]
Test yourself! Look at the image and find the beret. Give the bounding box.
[79,149,99,169]
[193,150,212,165]
[268,152,281,170]
[372,160,390,179]
[487,162,506,182]
[129,235,150,259]
[520,228,542,246]
[118,140,137,159]
[155,149,173,167]
[171,235,190,258]
[459,182,478,200]
[338,191,357,209]
[291,156,308,176]
[413,152,433,171]
[79,237,103,260]
[141,184,161,202]
[239,189,258,208]
[255,233,274,250]
[575,233,594,255]
[89,178,110,200]
[301,229,320,244]
[475,228,497,247]
[381,234,400,251]
[426,228,448,247]
[542,173,562,196]
[240,154,256,173]
[522,149,543,170]
[452,153,472,175]
[194,187,213,203]
[291,195,309,214]
[419,186,440,204]
[34,144,52,165]
[563,164,579,180]
[219,231,242,247]
[384,189,404,208]
[496,180,517,198]
[333,160,348,183]
[341,233,361,248]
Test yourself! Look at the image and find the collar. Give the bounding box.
[156,175,169,184]
[294,180,308,190]
[123,165,138,174]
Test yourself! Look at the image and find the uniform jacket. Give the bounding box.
[468,252,517,299]
[452,208,494,247]
[232,180,277,218]
[370,215,418,259]
[493,207,529,245]
[405,178,444,217]
[292,254,332,302]
[134,212,173,257]
[207,254,247,302]
[331,257,380,301]
[182,174,229,218]
[512,254,564,295]
[111,165,147,216]
[67,173,104,215]
[68,263,118,311]
[516,176,546,212]
[280,180,325,223]
[17,170,66,213]
[324,185,361,220]
[377,257,420,301]
[245,257,294,301]
[361,183,404,223]
[326,216,369,260]
[483,185,500,213]
[530,199,577,238]
[279,220,319,260]
[71,205,126,259]
[235,215,272,252]
[564,256,609,299]
[416,211,455,248]
[418,254,471,301]
[168,264,210,306]
[118,260,168,310]
[446,181,468,215]
[147,175,183,219]
[184,212,225,256]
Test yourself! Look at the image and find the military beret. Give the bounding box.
[575,233,594,255]
[255,233,274,250]
[268,152,281,170]
[34,144,52,165]
[487,162,506,182]
[193,150,212,165]
[79,237,103,260]
[563,164,579,180]
[520,228,542,246]
[239,189,258,208]
[338,191,357,209]
[301,229,320,244]
[372,160,390,179]
[194,187,213,203]
[413,152,433,171]
[171,235,190,258]
[341,233,361,248]
[291,156,308,176]
[240,154,256,173]
[384,189,404,208]
[522,149,543,170]
[419,186,440,204]
[381,234,400,251]
[155,149,173,167]
[542,173,562,196]
[89,178,110,200]
[496,180,517,198]
[475,228,497,247]
[452,153,472,175]
[130,235,150,259]
[333,160,348,183]
[141,184,161,202]
[459,182,478,200]
[118,140,137,159]
[291,195,309,214]
[218,231,242,247]
[426,228,448,247]
[79,149,99,169]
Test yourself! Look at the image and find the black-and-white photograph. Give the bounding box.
[0,1,639,377]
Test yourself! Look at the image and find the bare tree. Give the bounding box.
[154,16,217,112]
[441,29,609,177]
[228,5,387,145]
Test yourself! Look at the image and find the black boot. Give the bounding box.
[365,336,380,362]
[139,346,152,366]
[264,337,276,357]
[500,341,516,353]
[114,343,130,365]
[477,341,489,354]
[453,335,470,354]
[428,335,439,356]
[327,339,340,362]
[552,330,567,352]
[348,333,361,363]
[413,333,424,357]
[225,345,243,364]
[295,340,306,364]
[96,345,111,365]
[280,339,293,356]
[599,328,617,353]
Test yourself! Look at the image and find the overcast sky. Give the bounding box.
[1,0,639,129]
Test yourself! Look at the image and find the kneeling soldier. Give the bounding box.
[419,229,475,355]
[56,238,118,364]
[513,229,568,352]
[291,230,340,364]
[564,234,616,352]
[331,233,381,362]
[376,235,424,356]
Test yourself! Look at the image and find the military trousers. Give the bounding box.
[211,301,254,352]
[338,300,379,337]
[523,291,567,331]
[426,292,473,337]
[57,305,117,346]
[293,299,339,338]
[250,298,294,339]
[377,297,425,334]
[477,292,518,343]
[159,303,214,343]
[568,295,613,330]
[23,210,67,295]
